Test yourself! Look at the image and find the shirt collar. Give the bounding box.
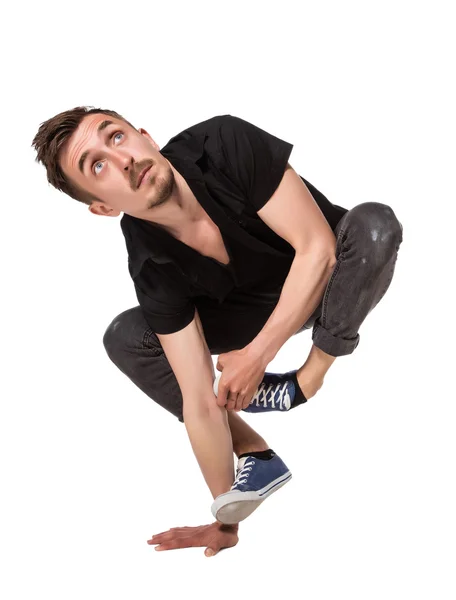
[159,130,208,181]
[120,131,208,279]
[120,127,282,281]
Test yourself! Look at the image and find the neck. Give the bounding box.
[139,164,205,236]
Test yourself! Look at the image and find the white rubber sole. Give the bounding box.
[211,471,292,525]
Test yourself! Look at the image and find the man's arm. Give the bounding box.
[156,308,235,501]
[247,252,336,363]
[246,164,338,361]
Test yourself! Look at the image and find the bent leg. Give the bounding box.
[311,201,404,357]
[103,306,187,422]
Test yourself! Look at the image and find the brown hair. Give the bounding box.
[31,106,137,206]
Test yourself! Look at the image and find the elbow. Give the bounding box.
[182,396,224,423]
[298,246,337,269]
[182,384,220,418]
[313,244,338,269]
[327,254,337,270]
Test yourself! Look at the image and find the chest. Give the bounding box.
[176,219,231,266]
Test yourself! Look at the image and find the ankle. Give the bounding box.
[234,442,270,458]
[296,370,324,400]
[296,364,326,387]
[297,345,336,382]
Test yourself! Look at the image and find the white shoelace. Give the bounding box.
[250,381,292,410]
[232,461,254,488]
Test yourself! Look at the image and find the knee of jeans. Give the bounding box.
[102,306,149,360]
[354,202,403,252]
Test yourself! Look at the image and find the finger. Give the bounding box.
[235,394,246,412]
[241,394,252,410]
[216,396,227,408]
[226,394,237,411]
[147,534,167,544]
[151,528,204,545]
[148,530,180,544]
[149,529,186,541]
[149,529,171,538]
[234,393,243,411]
[155,538,199,551]
[205,547,219,557]
[225,389,237,408]
[155,541,176,551]
[217,382,228,406]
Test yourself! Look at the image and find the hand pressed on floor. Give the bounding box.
[147,521,239,557]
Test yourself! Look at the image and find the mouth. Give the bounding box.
[137,165,152,188]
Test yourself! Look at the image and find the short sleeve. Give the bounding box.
[133,262,196,335]
[217,114,294,212]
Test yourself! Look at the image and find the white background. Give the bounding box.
[1,0,455,598]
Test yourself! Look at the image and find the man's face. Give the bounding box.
[60,113,176,218]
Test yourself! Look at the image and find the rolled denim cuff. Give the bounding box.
[312,322,360,357]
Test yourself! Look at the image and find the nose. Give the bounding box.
[121,155,134,172]
[119,154,137,185]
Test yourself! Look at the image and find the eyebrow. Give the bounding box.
[78,120,115,175]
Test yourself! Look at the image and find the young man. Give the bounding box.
[32,107,403,557]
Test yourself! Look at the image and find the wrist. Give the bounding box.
[216,520,239,531]
[246,338,276,367]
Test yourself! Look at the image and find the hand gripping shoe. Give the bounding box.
[213,370,307,413]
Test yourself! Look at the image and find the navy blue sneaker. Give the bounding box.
[211,453,292,524]
[242,369,307,413]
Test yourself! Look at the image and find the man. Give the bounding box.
[32,107,403,557]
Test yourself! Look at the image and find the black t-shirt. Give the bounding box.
[120,114,348,334]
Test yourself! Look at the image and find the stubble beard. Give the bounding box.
[146,165,175,209]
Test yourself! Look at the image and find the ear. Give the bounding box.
[138,127,160,151]
[89,203,121,217]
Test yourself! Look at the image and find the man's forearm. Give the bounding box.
[183,401,235,501]
[248,251,336,363]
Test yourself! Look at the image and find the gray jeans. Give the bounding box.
[103,202,403,423]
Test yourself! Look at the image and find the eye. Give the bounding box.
[92,131,124,175]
